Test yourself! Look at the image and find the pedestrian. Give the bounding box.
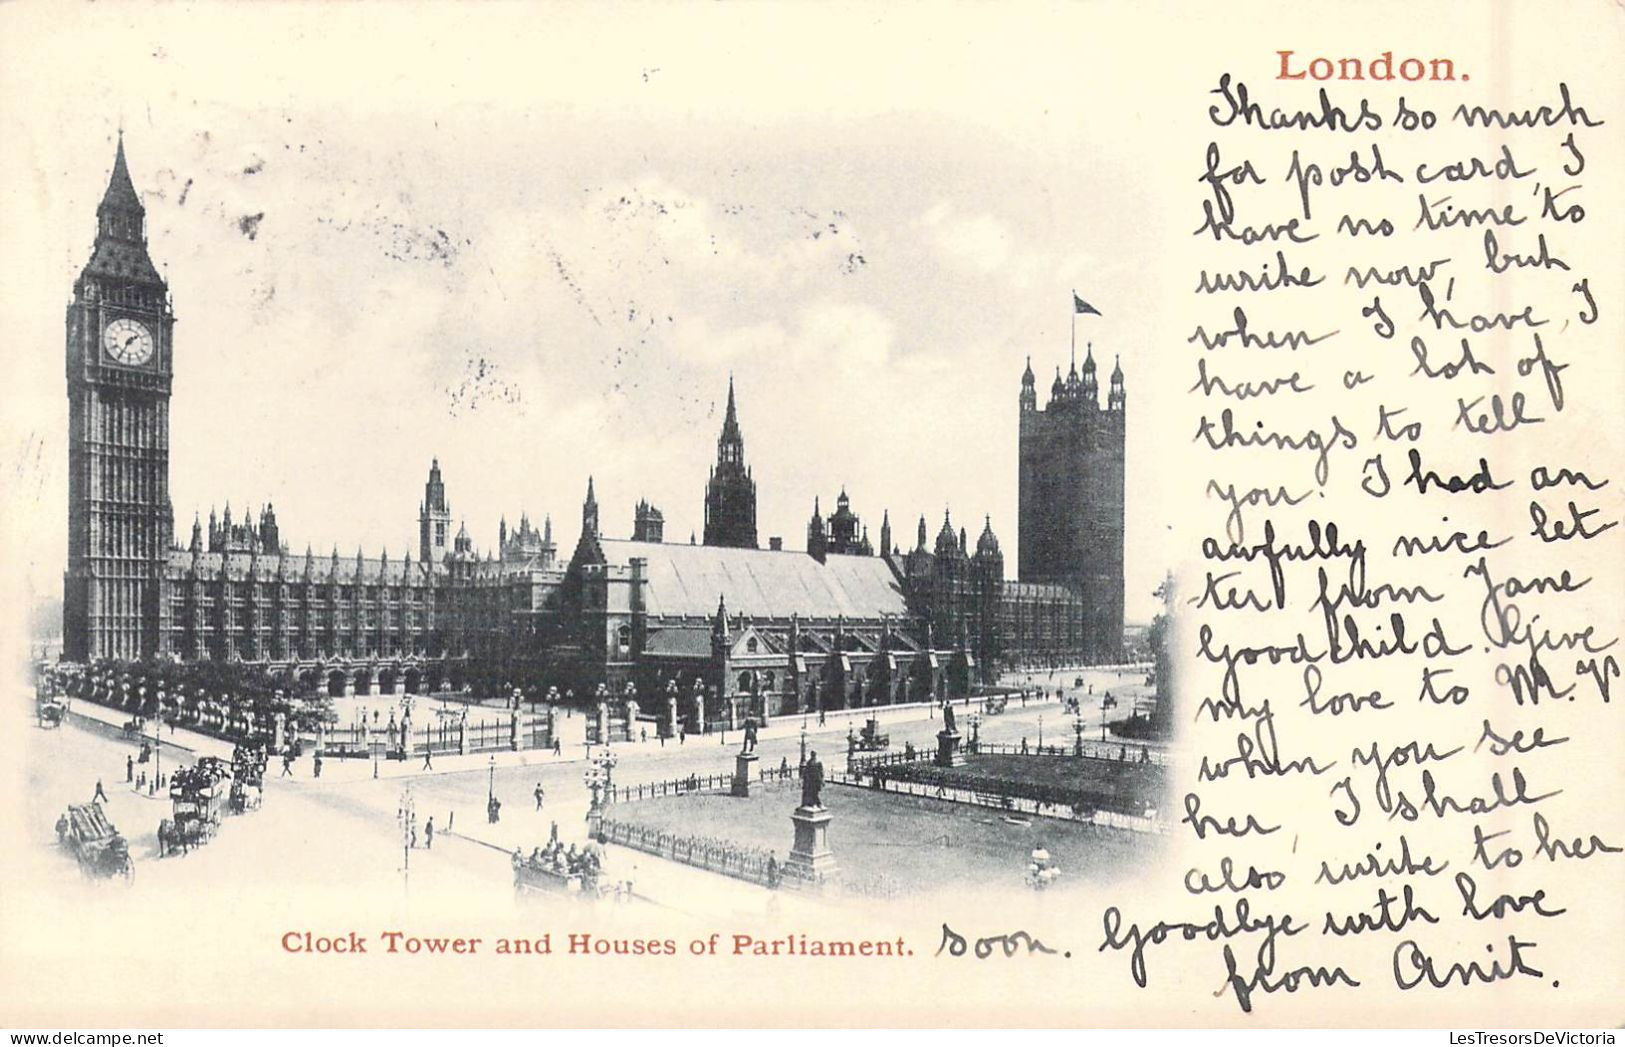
[640,727,647,744]
[422,748,434,770]
[425,817,434,850]
[659,730,666,748]
[93,779,108,803]
[679,730,686,746]
[281,753,293,777]
[534,783,545,811]
[552,737,561,756]
[313,753,323,779]
[126,755,134,783]
[818,708,826,726]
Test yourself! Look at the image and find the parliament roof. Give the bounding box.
[595,539,907,621]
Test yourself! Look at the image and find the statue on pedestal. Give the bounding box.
[742,717,759,753]
[942,699,956,735]
[801,751,824,809]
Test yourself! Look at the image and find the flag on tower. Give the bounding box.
[1073,292,1102,316]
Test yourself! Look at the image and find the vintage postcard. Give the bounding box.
[0,0,1620,1031]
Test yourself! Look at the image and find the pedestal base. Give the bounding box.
[784,804,838,887]
[936,729,966,768]
[732,751,759,797]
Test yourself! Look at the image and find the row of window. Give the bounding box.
[174,586,435,602]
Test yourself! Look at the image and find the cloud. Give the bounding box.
[788,301,895,370]
[920,200,1013,274]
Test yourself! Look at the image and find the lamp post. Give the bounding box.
[487,753,496,805]
[1038,714,1044,751]
[799,723,808,770]
[398,783,415,890]
[149,688,162,797]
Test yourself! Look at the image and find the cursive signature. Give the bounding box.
[936,923,1061,959]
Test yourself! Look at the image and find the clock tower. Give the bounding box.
[63,136,176,662]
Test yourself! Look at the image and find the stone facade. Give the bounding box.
[701,378,758,549]
[63,137,176,664]
[1018,347,1127,663]
[61,141,1127,701]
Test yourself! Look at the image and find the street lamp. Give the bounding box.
[398,783,415,890]
[1038,714,1044,751]
[149,690,162,796]
[487,753,496,804]
[799,723,807,770]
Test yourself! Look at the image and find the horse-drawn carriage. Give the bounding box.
[56,803,133,882]
[512,841,615,902]
[982,694,1009,715]
[229,778,263,814]
[228,744,267,814]
[37,699,67,729]
[159,761,230,856]
[852,716,890,752]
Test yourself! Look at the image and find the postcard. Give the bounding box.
[0,0,1620,1030]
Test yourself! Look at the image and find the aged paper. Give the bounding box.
[1,0,1620,1029]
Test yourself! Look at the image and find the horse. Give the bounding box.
[157,818,192,857]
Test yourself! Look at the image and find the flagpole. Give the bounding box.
[1070,291,1076,361]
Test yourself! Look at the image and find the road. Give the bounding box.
[15,666,1155,913]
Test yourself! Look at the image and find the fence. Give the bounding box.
[846,750,920,774]
[608,773,730,804]
[973,739,1172,767]
[315,714,551,758]
[598,818,782,888]
[608,763,800,804]
[826,766,1169,835]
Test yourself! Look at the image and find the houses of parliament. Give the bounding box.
[62,139,1126,724]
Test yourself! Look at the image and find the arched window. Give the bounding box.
[616,625,631,652]
[763,671,775,691]
[746,636,759,654]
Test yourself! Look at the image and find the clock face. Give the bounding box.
[102,317,155,366]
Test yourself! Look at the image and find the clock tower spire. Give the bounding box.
[63,136,176,662]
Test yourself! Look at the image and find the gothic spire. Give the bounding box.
[721,374,741,442]
[100,134,143,215]
[712,594,731,642]
[976,514,1001,557]
[582,475,600,538]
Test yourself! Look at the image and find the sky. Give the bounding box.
[0,4,1187,628]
